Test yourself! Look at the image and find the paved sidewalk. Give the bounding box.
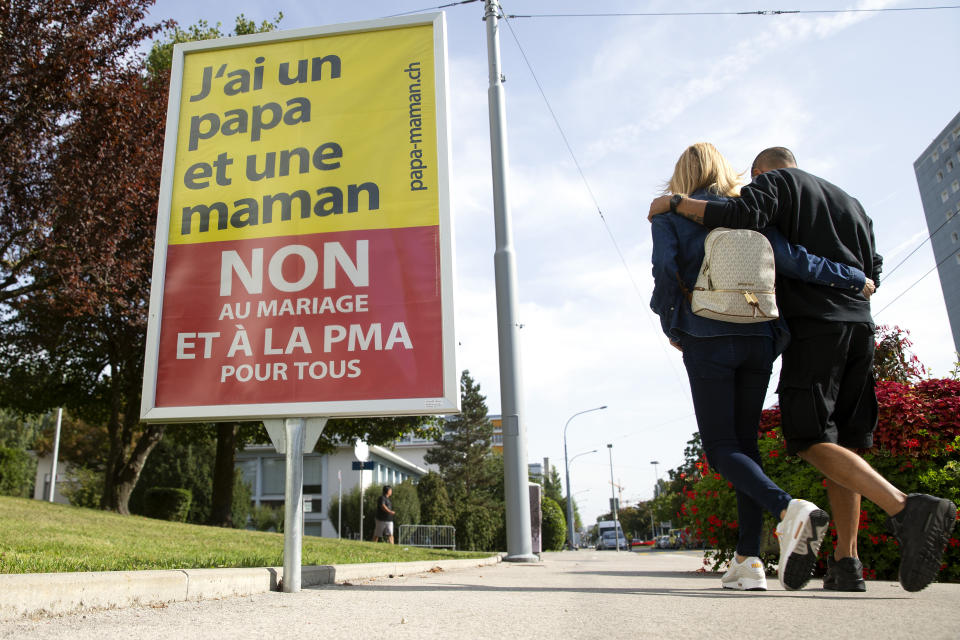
[3,550,957,639]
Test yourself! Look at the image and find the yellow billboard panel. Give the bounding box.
[169,24,438,245]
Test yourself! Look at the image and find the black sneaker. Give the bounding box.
[886,493,958,592]
[823,556,866,592]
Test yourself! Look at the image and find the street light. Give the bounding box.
[607,444,620,551]
[563,406,607,549]
[650,460,660,539]
[570,449,598,465]
[564,449,596,545]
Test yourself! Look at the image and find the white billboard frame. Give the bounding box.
[140,13,458,422]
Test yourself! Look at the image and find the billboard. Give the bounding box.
[141,14,457,421]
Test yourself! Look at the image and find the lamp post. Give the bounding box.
[650,460,660,539]
[607,444,621,552]
[565,449,596,547]
[563,406,607,549]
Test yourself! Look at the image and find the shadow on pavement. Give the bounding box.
[310,581,909,601]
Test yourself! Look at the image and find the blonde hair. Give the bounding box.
[665,142,743,197]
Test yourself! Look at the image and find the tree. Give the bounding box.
[0,0,165,305]
[542,465,564,504]
[389,481,421,530]
[423,371,506,550]
[128,426,216,524]
[0,447,35,497]
[424,371,497,496]
[0,62,169,513]
[417,471,455,525]
[874,325,927,383]
[0,409,49,451]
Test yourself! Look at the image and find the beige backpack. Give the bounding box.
[689,227,778,323]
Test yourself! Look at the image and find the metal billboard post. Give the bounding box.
[484,0,536,563]
[282,418,306,593]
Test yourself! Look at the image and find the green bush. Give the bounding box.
[231,474,252,529]
[60,466,104,508]
[250,503,283,532]
[541,496,567,551]
[328,483,382,540]
[455,499,504,551]
[390,480,421,529]
[143,487,193,522]
[0,447,35,498]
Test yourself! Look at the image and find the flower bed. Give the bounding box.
[672,378,960,582]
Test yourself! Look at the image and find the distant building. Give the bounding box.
[32,454,71,505]
[235,441,427,539]
[914,110,960,353]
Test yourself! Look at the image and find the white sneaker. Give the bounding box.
[721,556,767,591]
[776,499,830,590]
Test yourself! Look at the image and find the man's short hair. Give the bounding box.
[752,147,797,174]
[383,485,392,495]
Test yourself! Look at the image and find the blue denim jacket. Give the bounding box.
[650,191,866,353]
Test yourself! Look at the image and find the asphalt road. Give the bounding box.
[3,550,956,639]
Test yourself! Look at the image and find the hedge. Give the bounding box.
[143,487,193,522]
[541,496,567,551]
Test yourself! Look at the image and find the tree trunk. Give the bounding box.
[101,423,165,514]
[209,422,238,527]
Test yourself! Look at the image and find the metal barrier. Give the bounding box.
[397,524,456,549]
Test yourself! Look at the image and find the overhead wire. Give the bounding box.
[504,5,960,18]
[497,6,688,385]
[380,0,959,366]
[879,213,958,283]
[384,0,480,18]
[874,248,957,317]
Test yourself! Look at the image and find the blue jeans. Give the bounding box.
[681,334,793,557]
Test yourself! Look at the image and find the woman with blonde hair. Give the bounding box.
[650,143,867,591]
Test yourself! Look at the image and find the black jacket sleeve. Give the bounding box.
[702,171,791,231]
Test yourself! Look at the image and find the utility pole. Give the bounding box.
[48,408,63,502]
[483,0,536,562]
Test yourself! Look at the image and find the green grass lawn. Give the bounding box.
[0,496,489,574]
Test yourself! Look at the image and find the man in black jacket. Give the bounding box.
[648,147,956,592]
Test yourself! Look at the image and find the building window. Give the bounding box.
[237,460,257,491]
[949,160,956,172]
[261,457,286,495]
[952,232,959,243]
[956,254,960,266]
[933,150,940,162]
[953,180,960,193]
[943,190,950,203]
[938,171,944,182]
[303,457,323,494]
[942,140,951,152]
[954,126,960,141]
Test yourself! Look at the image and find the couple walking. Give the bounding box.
[648,143,957,592]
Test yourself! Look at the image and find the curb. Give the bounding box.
[0,555,501,621]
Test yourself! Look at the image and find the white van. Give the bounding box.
[596,520,626,550]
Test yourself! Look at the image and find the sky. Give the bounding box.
[152,0,960,526]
